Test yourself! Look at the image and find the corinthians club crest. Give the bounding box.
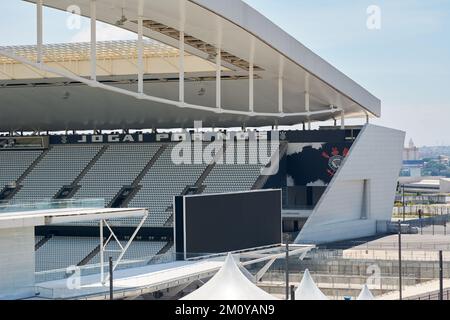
[322,147,349,176]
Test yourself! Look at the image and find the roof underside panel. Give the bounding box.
[0,0,381,131]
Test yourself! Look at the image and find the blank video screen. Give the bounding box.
[175,189,282,259]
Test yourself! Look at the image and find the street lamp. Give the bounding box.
[402,184,406,222]
[398,220,402,300]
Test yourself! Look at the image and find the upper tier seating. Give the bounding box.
[0,139,277,228]
[128,143,208,226]
[0,150,42,188]
[203,141,269,194]
[75,144,161,206]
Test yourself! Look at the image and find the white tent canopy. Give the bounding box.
[181,253,277,300]
[295,269,329,300]
[357,285,375,300]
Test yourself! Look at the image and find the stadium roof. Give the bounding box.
[0,0,381,131]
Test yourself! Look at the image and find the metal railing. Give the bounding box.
[411,288,450,300]
[0,198,105,213]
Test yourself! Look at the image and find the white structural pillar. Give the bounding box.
[305,74,311,130]
[278,77,283,113]
[179,1,186,104]
[90,0,97,81]
[278,56,284,114]
[137,0,144,94]
[216,47,221,110]
[36,0,43,64]
[249,37,255,113]
[249,63,254,112]
[179,31,185,103]
[305,91,311,130]
[341,110,346,129]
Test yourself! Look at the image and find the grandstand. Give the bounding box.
[0,0,405,300]
[13,145,102,202]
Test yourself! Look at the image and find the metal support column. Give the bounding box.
[278,77,283,114]
[398,220,402,300]
[36,0,43,64]
[109,256,114,300]
[249,63,254,112]
[137,0,144,94]
[278,56,284,114]
[285,241,289,300]
[305,92,311,130]
[100,219,104,283]
[179,31,185,103]
[216,47,221,111]
[341,110,345,130]
[90,0,97,81]
[439,250,444,300]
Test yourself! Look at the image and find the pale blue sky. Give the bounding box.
[0,0,449,146]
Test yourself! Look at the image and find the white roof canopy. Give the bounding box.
[0,0,380,131]
[181,253,277,300]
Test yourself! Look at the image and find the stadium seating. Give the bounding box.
[0,150,42,189]
[90,240,167,265]
[0,140,273,228]
[35,236,99,272]
[35,236,44,245]
[203,142,268,194]
[74,144,161,206]
[13,145,102,202]
[33,236,167,281]
[128,143,208,226]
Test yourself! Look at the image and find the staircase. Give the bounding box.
[17,148,51,185]
[54,145,108,200]
[1,148,51,202]
[131,144,168,187]
[106,144,167,209]
[147,241,174,265]
[78,244,101,266]
[109,185,142,208]
[35,235,52,251]
[194,141,226,189]
[74,145,109,185]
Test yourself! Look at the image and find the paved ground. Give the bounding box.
[326,234,450,252]
[353,234,450,251]
[377,279,450,300]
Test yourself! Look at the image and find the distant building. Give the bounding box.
[401,161,424,177]
[401,139,423,177]
[403,139,420,161]
[399,176,450,195]
[439,155,449,165]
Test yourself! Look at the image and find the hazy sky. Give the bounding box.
[0,0,449,146]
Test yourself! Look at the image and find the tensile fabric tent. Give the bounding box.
[295,269,328,300]
[181,253,277,300]
[356,284,375,300]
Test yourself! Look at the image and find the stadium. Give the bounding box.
[0,0,412,301]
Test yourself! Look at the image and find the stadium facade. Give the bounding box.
[0,0,404,298]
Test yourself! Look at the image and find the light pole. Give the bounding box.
[439,250,443,301]
[109,256,113,300]
[398,220,402,300]
[402,185,406,222]
[285,240,289,301]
